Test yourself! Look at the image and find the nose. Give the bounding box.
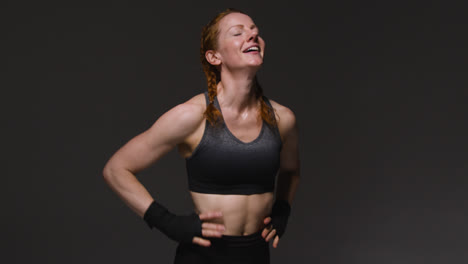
[248,30,259,42]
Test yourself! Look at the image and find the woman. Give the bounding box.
[102,8,300,264]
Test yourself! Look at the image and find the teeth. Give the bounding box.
[246,46,259,52]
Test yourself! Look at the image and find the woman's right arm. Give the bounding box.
[102,101,205,218]
[103,97,225,246]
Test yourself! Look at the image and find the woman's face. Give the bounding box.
[213,12,265,71]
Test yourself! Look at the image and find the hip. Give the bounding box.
[174,230,270,264]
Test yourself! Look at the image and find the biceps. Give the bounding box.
[105,103,201,174]
[108,130,176,174]
[279,130,300,173]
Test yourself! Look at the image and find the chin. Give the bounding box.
[251,63,263,69]
[245,61,262,66]
[247,59,264,67]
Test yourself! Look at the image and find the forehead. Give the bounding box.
[218,13,256,32]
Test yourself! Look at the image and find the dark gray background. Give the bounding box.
[5,1,468,263]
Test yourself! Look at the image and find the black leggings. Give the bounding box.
[174,230,270,264]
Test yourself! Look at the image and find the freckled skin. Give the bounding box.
[103,11,300,250]
[183,13,273,237]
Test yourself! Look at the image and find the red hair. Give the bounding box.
[200,8,278,127]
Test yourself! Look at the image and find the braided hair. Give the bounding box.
[200,8,277,127]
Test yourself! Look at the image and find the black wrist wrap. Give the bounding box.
[143,201,202,243]
[271,200,291,238]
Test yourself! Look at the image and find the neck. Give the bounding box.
[216,69,259,114]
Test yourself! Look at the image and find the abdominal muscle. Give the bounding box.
[180,98,274,236]
[190,191,274,236]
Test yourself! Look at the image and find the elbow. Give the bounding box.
[102,163,116,183]
[293,173,300,185]
[102,162,132,185]
[102,165,111,183]
[290,170,300,184]
[279,166,300,179]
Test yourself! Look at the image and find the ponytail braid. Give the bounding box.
[200,8,278,127]
[204,67,222,126]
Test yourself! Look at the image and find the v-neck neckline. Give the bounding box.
[214,96,265,145]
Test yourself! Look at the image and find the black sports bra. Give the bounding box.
[185,92,282,195]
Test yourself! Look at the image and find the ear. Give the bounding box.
[205,50,221,66]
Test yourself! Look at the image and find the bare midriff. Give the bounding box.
[190,191,274,236]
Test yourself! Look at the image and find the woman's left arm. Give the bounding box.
[275,107,300,203]
[262,106,300,248]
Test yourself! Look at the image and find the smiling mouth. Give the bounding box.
[243,46,260,53]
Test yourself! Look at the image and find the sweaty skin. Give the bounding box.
[103,12,300,249]
[178,92,289,236]
[190,192,274,236]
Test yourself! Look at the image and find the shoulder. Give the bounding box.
[147,93,207,142]
[169,93,207,122]
[266,98,297,141]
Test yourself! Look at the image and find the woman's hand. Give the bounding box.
[262,216,280,248]
[262,200,291,248]
[192,211,225,247]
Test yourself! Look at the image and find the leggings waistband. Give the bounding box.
[210,230,266,248]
